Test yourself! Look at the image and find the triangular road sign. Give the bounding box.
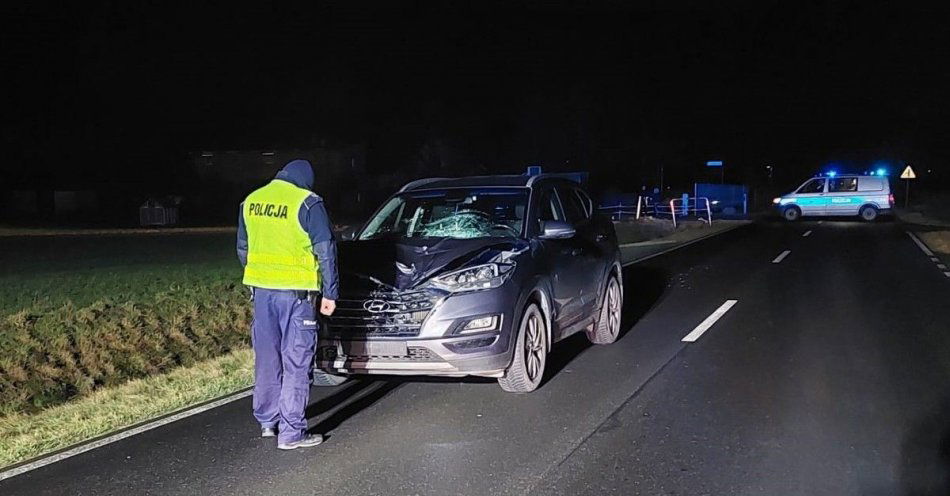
[900,165,916,179]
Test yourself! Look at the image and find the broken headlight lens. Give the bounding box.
[431,263,515,292]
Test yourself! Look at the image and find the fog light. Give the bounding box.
[461,315,499,334]
[445,335,498,353]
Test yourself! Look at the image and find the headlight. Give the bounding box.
[431,263,515,292]
[772,197,781,204]
[460,315,501,334]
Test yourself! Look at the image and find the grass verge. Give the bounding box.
[0,282,251,414]
[0,347,253,470]
[918,231,950,255]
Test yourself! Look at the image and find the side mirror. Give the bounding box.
[539,220,575,239]
[339,225,359,241]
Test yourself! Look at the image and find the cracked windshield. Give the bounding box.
[359,188,528,240]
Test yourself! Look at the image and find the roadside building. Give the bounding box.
[189,145,369,223]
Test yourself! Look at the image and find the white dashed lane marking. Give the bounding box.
[772,250,791,264]
[682,300,738,343]
[802,230,812,237]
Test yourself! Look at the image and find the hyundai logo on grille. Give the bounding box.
[363,299,391,313]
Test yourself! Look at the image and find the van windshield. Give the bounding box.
[359,188,528,240]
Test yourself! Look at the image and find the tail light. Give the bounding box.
[888,194,895,206]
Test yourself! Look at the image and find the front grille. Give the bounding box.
[326,290,438,338]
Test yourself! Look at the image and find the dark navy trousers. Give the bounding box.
[251,288,318,443]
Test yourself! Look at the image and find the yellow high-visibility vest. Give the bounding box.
[242,180,321,290]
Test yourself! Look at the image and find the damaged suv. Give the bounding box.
[314,174,622,392]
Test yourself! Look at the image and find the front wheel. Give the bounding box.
[588,275,622,344]
[783,206,801,222]
[498,303,547,393]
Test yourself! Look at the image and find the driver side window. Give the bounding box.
[536,188,562,228]
[797,178,826,194]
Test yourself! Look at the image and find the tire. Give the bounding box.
[312,369,348,386]
[498,303,547,393]
[588,274,622,344]
[783,206,801,222]
[859,205,878,222]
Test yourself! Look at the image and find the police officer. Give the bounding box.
[236,159,339,450]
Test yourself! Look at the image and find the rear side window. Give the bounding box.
[557,186,588,224]
[829,177,858,192]
[573,189,593,217]
[857,177,884,191]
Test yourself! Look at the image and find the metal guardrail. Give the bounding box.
[600,196,712,228]
[598,197,656,221]
[654,197,713,228]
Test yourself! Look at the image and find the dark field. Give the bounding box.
[0,233,241,314]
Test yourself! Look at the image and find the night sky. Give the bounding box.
[3,1,949,191]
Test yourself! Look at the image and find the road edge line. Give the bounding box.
[906,231,935,257]
[621,222,750,267]
[0,388,253,482]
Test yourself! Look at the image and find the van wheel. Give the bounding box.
[783,206,801,221]
[498,303,547,393]
[312,369,348,386]
[588,275,622,344]
[860,205,878,222]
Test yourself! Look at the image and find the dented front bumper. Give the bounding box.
[316,283,520,378]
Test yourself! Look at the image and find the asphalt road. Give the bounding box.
[4,219,949,495]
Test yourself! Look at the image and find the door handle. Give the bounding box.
[571,248,583,256]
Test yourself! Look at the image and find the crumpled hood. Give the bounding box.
[339,237,530,292]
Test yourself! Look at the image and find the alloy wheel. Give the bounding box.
[523,312,545,381]
[606,278,621,339]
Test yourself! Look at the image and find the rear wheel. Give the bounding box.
[588,275,622,344]
[859,205,878,222]
[783,206,801,221]
[498,303,547,393]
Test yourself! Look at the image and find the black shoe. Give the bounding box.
[261,427,277,438]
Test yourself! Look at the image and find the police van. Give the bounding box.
[773,174,894,221]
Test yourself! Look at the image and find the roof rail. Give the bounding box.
[526,173,583,187]
[398,177,450,193]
